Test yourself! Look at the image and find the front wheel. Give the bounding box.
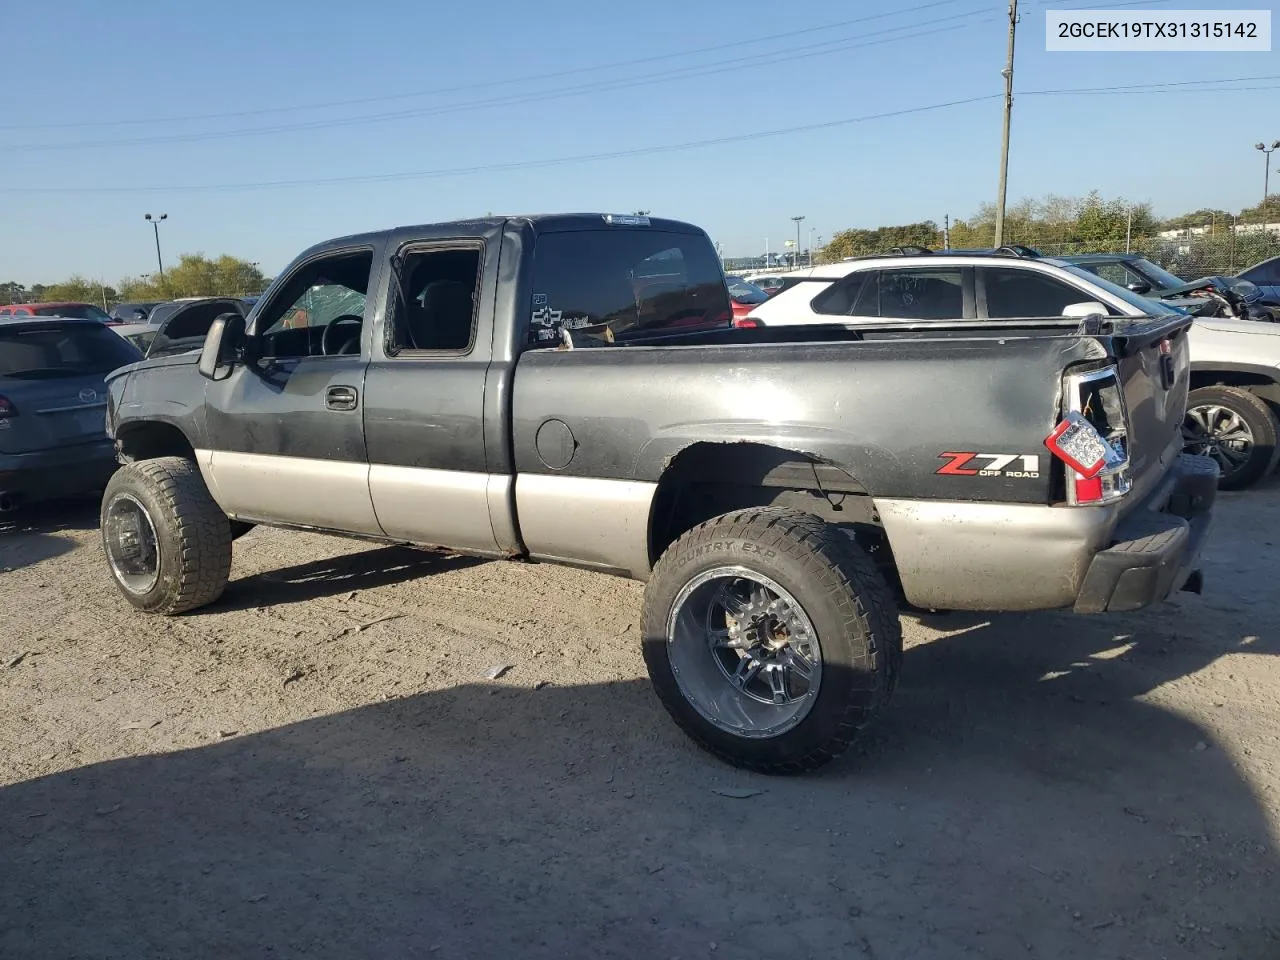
[101,457,233,614]
[1182,386,1280,491]
[641,508,902,775]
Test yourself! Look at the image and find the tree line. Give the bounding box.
[817,191,1280,263]
[1,254,269,307]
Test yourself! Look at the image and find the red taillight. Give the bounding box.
[733,317,761,328]
[1047,367,1133,506]
[0,395,17,417]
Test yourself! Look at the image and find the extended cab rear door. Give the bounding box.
[201,246,382,534]
[360,228,507,556]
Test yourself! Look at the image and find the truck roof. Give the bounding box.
[309,213,706,255]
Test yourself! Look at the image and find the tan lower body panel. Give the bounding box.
[514,473,657,579]
[876,497,1118,611]
[368,464,502,555]
[198,450,383,537]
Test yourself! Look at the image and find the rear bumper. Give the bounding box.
[1072,453,1217,614]
[0,440,118,509]
[875,453,1218,613]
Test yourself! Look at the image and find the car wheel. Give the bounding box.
[1182,386,1280,491]
[641,507,902,775]
[100,456,232,614]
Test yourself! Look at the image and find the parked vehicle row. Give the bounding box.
[745,251,1280,490]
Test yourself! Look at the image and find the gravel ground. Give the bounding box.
[1,481,1278,960]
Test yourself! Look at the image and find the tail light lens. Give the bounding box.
[733,317,761,328]
[0,395,17,417]
[1045,365,1131,506]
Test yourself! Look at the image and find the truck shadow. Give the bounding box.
[2,618,1277,959]
[215,544,487,612]
[0,495,101,571]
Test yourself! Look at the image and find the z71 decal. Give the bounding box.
[936,452,1041,479]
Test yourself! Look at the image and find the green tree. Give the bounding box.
[40,275,116,307]
[117,254,267,300]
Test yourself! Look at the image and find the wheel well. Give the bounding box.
[1190,370,1280,408]
[647,441,896,581]
[115,421,196,463]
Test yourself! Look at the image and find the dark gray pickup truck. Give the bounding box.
[98,213,1216,773]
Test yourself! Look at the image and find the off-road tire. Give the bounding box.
[1184,385,1280,491]
[641,507,902,775]
[100,456,232,614]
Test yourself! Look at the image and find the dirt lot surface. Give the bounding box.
[2,482,1279,960]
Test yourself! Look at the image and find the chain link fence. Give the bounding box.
[1009,231,1280,278]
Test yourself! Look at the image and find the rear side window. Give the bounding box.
[980,267,1095,319]
[388,246,481,353]
[878,268,965,320]
[0,325,142,378]
[527,229,731,346]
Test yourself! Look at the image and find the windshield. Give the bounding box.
[1060,264,1183,315]
[1131,258,1186,290]
[0,323,143,378]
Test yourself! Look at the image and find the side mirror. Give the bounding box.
[198,312,247,381]
[1126,280,1152,295]
[1061,301,1111,319]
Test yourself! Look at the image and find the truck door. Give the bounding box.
[361,237,504,555]
[201,246,382,535]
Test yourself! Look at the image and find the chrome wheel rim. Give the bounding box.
[666,566,822,739]
[1182,403,1255,480]
[104,493,160,595]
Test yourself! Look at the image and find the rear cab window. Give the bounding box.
[525,228,731,347]
[0,323,142,379]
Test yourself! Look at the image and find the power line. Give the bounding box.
[5,75,1275,197]
[5,14,994,153]
[0,0,974,132]
[0,95,1003,194]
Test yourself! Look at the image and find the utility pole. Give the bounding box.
[144,213,168,281]
[993,0,1019,248]
[943,214,951,250]
[764,237,769,267]
[791,215,805,269]
[1125,206,1133,253]
[1257,141,1280,222]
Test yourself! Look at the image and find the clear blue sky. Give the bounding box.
[3,0,1278,283]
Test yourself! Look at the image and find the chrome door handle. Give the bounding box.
[325,385,358,411]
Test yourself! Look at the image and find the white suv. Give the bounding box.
[747,253,1280,491]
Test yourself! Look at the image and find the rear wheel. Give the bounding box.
[1182,386,1279,491]
[641,508,902,775]
[101,457,232,614]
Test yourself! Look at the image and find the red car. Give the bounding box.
[0,301,115,323]
[725,276,769,326]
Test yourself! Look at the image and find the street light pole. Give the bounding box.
[1257,141,1280,221]
[144,213,168,281]
[791,215,805,269]
[993,0,1019,248]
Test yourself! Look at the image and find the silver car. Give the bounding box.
[0,317,142,512]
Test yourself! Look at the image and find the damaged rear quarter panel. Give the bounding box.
[511,336,1097,503]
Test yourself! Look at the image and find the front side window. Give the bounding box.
[877,268,965,320]
[980,267,1095,318]
[811,272,872,316]
[387,246,481,353]
[255,250,373,358]
[526,229,731,346]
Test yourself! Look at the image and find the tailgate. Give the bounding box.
[1073,315,1193,506]
[0,374,109,454]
